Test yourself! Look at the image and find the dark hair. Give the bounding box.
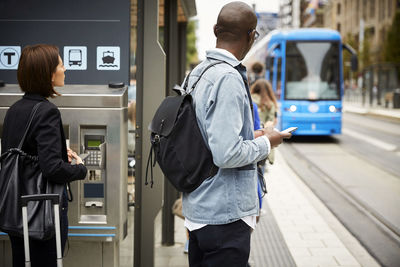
[251,62,264,74]
[250,79,277,108]
[17,44,61,98]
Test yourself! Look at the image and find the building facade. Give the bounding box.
[323,0,398,63]
[322,0,400,108]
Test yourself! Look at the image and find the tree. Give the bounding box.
[186,20,198,69]
[343,33,358,80]
[360,30,371,68]
[384,10,400,63]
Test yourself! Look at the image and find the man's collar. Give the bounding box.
[206,48,241,67]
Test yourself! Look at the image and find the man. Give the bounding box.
[182,2,291,266]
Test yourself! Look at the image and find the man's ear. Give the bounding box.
[248,30,255,45]
[213,24,218,38]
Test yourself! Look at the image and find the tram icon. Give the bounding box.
[68,49,82,66]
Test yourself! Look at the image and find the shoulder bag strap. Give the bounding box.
[233,65,254,122]
[17,102,43,149]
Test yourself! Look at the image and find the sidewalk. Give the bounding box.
[154,149,380,267]
[343,100,400,121]
[261,150,379,267]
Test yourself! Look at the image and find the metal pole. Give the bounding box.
[178,22,188,80]
[134,1,144,264]
[135,0,166,266]
[162,0,179,246]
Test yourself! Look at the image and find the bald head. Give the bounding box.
[214,1,257,42]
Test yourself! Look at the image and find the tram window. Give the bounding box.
[285,41,340,100]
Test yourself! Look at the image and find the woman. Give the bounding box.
[1,44,87,267]
[250,79,278,126]
[251,79,278,167]
[249,61,264,86]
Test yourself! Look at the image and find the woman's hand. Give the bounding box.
[254,121,275,138]
[254,129,264,138]
[75,155,84,165]
[265,121,274,127]
[67,148,84,165]
[67,148,74,163]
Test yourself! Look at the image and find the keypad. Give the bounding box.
[86,150,101,166]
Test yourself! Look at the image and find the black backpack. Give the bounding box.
[146,61,223,192]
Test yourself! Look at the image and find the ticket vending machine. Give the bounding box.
[81,131,107,213]
[0,84,128,267]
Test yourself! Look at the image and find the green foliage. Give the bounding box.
[343,33,358,79]
[186,20,198,69]
[384,10,400,63]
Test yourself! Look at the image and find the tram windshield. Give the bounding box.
[285,41,340,101]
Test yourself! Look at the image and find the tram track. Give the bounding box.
[280,141,400,267]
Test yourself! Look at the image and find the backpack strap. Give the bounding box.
[184,60,225,94]
[184,60,254,122]
[17,102,43,149]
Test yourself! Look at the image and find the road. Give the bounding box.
[280,112,400,267]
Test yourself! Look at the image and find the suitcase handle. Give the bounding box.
[21,193,63,267]
[21,194,60,207]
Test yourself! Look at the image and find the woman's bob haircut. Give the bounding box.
[17,44,61,98]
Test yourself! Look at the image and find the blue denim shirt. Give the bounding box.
[182,49,270,224]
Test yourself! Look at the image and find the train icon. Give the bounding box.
[68,49,82,66]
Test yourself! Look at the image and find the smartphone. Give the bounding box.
[281,127,298,134]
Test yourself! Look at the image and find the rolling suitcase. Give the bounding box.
[21,194,63,267]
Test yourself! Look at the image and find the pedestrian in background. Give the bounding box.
[1,44,87,267]
[251,79,278,166]
[251,79,278,127]
[181,2,291,266]
[249,61,264,85]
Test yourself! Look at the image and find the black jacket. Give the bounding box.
[1,93,87,184]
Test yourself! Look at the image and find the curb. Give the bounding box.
[343,106,400,122]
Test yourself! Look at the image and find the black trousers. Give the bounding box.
[9,212,68,267]
[188,219,251,267]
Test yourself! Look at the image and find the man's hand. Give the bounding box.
[263,126,291,148]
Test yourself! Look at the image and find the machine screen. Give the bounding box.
[88,140,101,148]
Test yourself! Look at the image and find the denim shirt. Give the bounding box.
[182,49,270,224]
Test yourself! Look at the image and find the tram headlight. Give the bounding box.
[329,105,336,112]
[289,105,297,112]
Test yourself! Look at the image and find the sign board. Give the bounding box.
[97,46,120,70]
[64,46,87,70]
[0,46,21,70]
[0,0,130,85]
[256,12,278,40]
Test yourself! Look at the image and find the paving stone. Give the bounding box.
[286,239,326,248]
[300,232,338,240]
[334,254,361,266]
[147,149,378,267]
[265,151,363,267]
